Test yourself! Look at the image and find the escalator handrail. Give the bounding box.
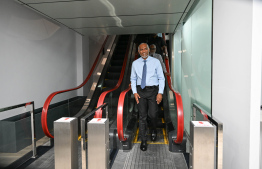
[95,36,132,118]
[165,58,184,144]
[41,36,109,138]
[200,109,209,120]
[117,86,131,141]
[117,53,138,141]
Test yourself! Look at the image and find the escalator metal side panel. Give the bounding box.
[74,35,120,119]
[163,79,187,152]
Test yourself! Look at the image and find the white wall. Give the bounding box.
[213,0,262,168]
[0,0,83,119]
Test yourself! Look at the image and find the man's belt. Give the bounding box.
[137,85,158,89]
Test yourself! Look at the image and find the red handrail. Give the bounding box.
[94,36,131,118]
[117,86,130,141]
[117,53,139,141]
[41,36,109,138]
[200,109,209,120]
[165,58,184,144]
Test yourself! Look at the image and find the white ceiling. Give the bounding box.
[16,0,195,36]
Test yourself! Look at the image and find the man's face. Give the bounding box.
[149,45,156,55]
[138,44,149,59]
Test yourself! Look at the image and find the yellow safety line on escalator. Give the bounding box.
[78,130,88,141]
[162,128,168,144]
[161,118,168,144]
[133,128,139,143]
[133,118,168,145]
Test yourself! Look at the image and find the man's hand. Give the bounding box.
[156,93,162,104]
[134,93,140,104]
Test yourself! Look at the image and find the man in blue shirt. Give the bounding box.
[130,43,165,151]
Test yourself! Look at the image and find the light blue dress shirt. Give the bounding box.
[130,56,165,94]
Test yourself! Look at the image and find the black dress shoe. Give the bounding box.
[151,130,157,141]
[140,140,147,151]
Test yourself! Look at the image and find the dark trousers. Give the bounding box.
[137,86,158,141]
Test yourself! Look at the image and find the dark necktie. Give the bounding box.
[141,60,147,89]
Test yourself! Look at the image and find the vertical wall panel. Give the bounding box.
[0,0,83,119]
[213,0,261,168]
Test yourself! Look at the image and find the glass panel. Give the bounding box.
[104,92,115,123]
[167,89,177,130]
[68,96,87,117]
[181,17,193,133]
[178,0,212,133]
[195,109,208,121]
[172,24,182,94]
[191,0,212,116]
[0,104,50,168]
[124,90,136,130]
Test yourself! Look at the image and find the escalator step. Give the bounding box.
[112,53,126,57]
[106,72,121,79]
[108,66,122,72]
[116,43,128,48]
[112,56,125,60]
[114,50,126,55]
[110,60,124,66]
[104,97,119,104]
[104,79,118,87]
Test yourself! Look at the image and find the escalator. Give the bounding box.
[41,35,133,139]
[19,34,187,169]
[112,40,188,168]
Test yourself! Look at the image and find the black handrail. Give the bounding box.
[0,101,37,159]
[81,103,108,149]
[0,101,33,112]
